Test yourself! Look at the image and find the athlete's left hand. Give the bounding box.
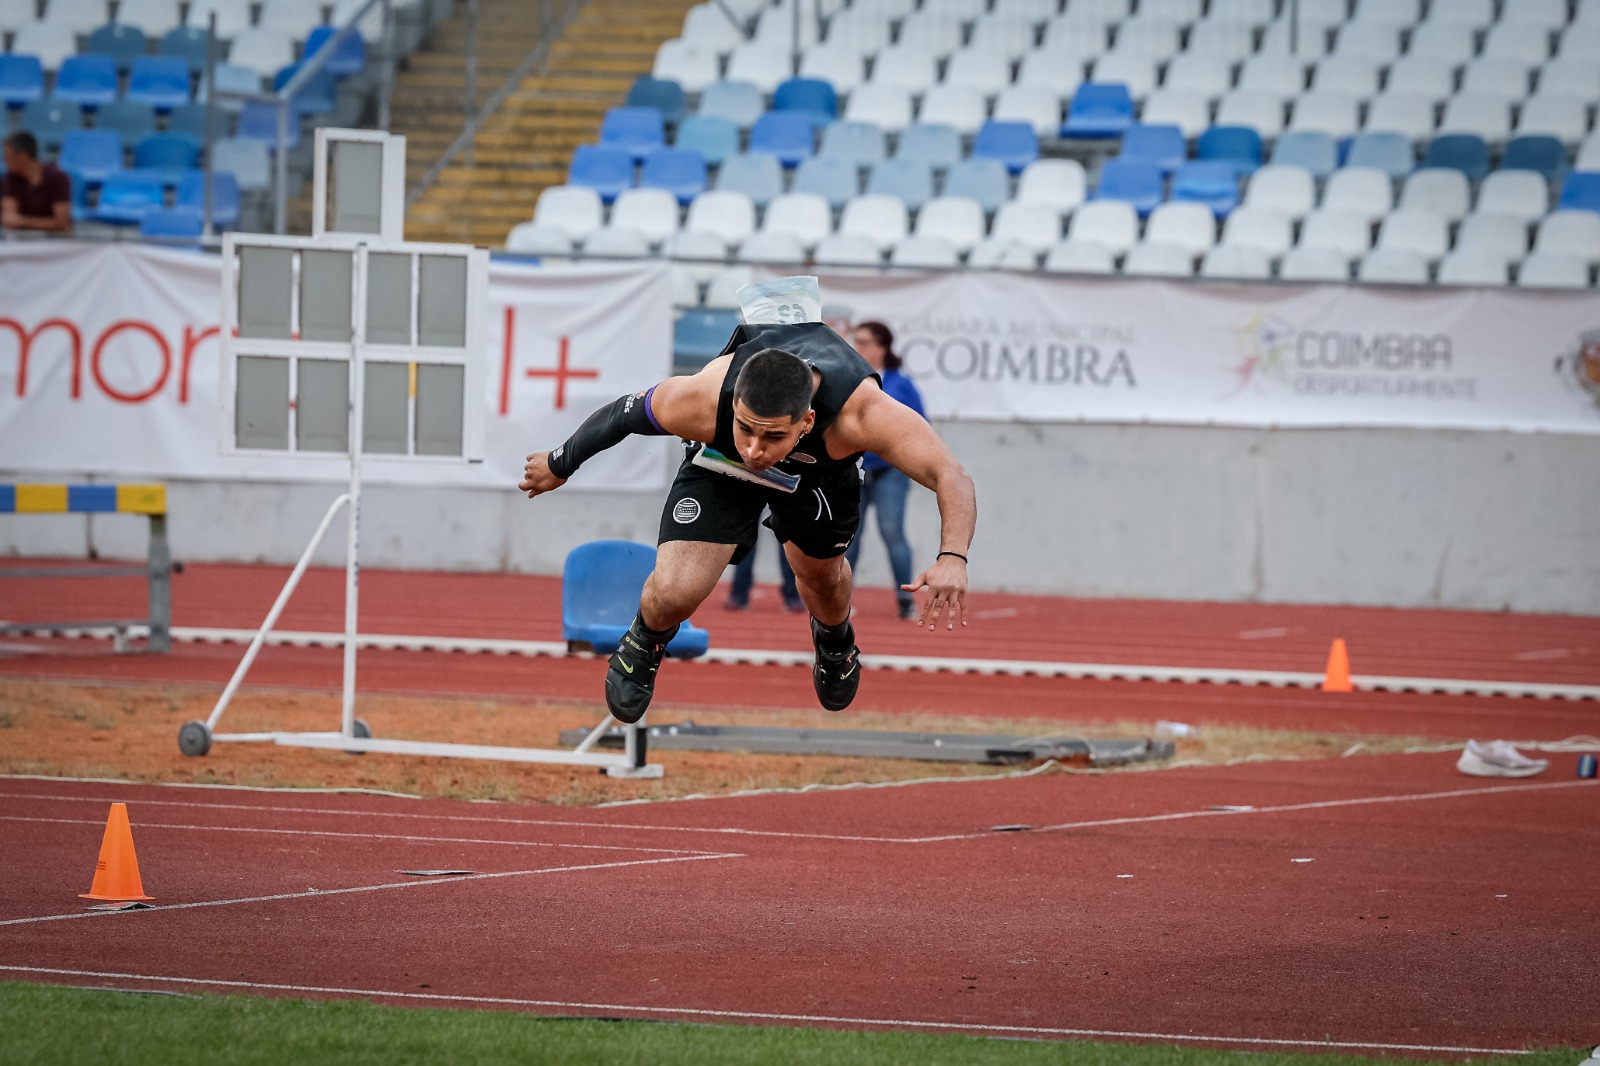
[903,556,968,631]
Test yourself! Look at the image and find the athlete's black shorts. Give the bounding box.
[658,445,862,563]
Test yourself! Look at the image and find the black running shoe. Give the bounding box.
[810,616,861,712]
[605,617,677,724]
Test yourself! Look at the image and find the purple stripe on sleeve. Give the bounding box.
[643,385,667,434]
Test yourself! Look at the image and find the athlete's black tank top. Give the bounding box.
[710,322,879,474]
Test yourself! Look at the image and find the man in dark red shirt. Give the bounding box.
[2,132,73,235]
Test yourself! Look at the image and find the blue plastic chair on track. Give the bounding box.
[562,541,709,659]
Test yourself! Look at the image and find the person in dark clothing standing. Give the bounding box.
[519,320,976,724]
[725,521,803,613]
[845,321,927,622]
[2,133,72,235]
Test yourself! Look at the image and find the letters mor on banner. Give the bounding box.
[3,246,1598,494]
[0,242,679,490]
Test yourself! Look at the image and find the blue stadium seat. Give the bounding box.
[600,106,666,161]
[865,158,933,210]
[561,540,709,658]
[674,308,741,372]
[1062,83,1135,138]
[139,205,205,240]
[790,154,857,208]
[0,55,45,109]
[1196,126,1262,177]
[90,168,167,224]
[1557,171,1600,214]
[200,64,265,111]
[714,151,783,206]
[1118,123,1186,175]
[61,165,90,221]
[237,100,302,150]
[272,64,336,116]
[159,26,213,74]
[134,132,201,180]
[894,122,962,172]
[1170,160,1240,217]
[94,100,157,144]
[772,77,837,127]
[674,114,739,166]
[639,146,707,205]
[304,25,366,78]
[1423,134,1490,183]
[1271,130,1338,178]
[86,25,148,72]
[567,143,634,203]
[1344,132,1414,179]
[176,169,241,228]
[819,120,886,170]
[972,119,1039,175]
[53,55,119,109]
[748,111,815,168]
[626,76,686,125]
[58,129,123,184]
[1093,158,1164,217]
[166,102,222,140]
[1500,135,1565,182]
[128,57,193,111]
[698,80,764,129]
[21,99,83,153]
[943,158,1009,213]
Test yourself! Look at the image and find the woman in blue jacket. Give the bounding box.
[845,321,927,621]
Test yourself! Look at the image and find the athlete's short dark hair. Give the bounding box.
[4,131,39,160]
[733,348,813,421]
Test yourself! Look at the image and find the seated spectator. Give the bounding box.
[2,133,73,235]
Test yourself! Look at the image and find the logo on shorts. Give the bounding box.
[672,498,701,524]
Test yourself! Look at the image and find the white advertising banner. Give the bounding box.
[817,270,1600,434]
[0,241,677,489]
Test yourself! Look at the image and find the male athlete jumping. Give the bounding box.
[519,321,977,723]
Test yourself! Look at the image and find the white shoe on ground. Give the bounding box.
[1457,739,1549,778]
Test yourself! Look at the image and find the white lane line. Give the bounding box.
[0,852,742,928]
[0,816,723,856]
[900,778,1600,844]
[0,791,901,844]
[0,965,1527,1056]
[4,780,1596,847]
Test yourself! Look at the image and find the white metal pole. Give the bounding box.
[206,494,351,730]
[343,244,370,738]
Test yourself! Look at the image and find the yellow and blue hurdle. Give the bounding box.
[0,483,173,653]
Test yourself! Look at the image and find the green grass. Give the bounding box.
[0,982,1585,1066]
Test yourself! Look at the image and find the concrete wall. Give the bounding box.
[6,422,1599,614]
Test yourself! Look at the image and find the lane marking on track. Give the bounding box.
[0,965,1529,1055]
[3,778,1596,846]
[0,852,743,928]
[0,815,727,856]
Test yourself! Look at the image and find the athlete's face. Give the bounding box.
[731,401,814,471]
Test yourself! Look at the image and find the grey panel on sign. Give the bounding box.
[366,253,411,345]
[363,361,409,454]
[418,255,468,348]
[296,358,349,452]
[415,364,464,456]
[300,250,353,342]
[235,356,289,450]
[237,246,294,340]
[328,140,383,235]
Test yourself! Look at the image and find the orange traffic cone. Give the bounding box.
[79,803,153,902]
[1321,638,1353,693]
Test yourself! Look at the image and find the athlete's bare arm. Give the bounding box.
[518,357,730,497]
[828,381,977,630]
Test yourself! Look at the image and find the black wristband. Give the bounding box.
[937,551,968,564]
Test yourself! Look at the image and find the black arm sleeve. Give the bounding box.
[545,390,667,479]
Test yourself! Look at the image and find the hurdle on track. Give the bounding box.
[185,128,660,778]
[0,482,173,653]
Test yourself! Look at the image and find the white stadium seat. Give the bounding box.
[533,185,604,242]
[607,188,680,247]
[1437,250,1509,286]
[890,235,961,268]
[1068,200,1139,256]
[685,189,757,249]
[1143,201,1216,256]
[1124,241,1197,276]
[1400,168,1471,223]
[1454,213,1530,263]
[1221,205,1293,258]
[1042,240,1116,274]
[990,200,1064,252]
[914,196,987,253]
[838,193,910,251]
[812,234,883,267]
[1200,244,1272,279]
[1535,211,1600,264]
[1358,248,1429,283]
[653,41,721,94]
[1015,159,1087,217]
[1518,252,1590,288]
[1299,208,1374,259]
[1377,208,1450,262]
[1243,165,1316,220]
[1280,245,1351,282]
[1476,171,1550,223]
[761,192,833,251]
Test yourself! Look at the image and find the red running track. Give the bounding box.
[3,562,1598,741]
[2,762,1597,1054]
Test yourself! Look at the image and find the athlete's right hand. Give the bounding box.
[519,452,567,497]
